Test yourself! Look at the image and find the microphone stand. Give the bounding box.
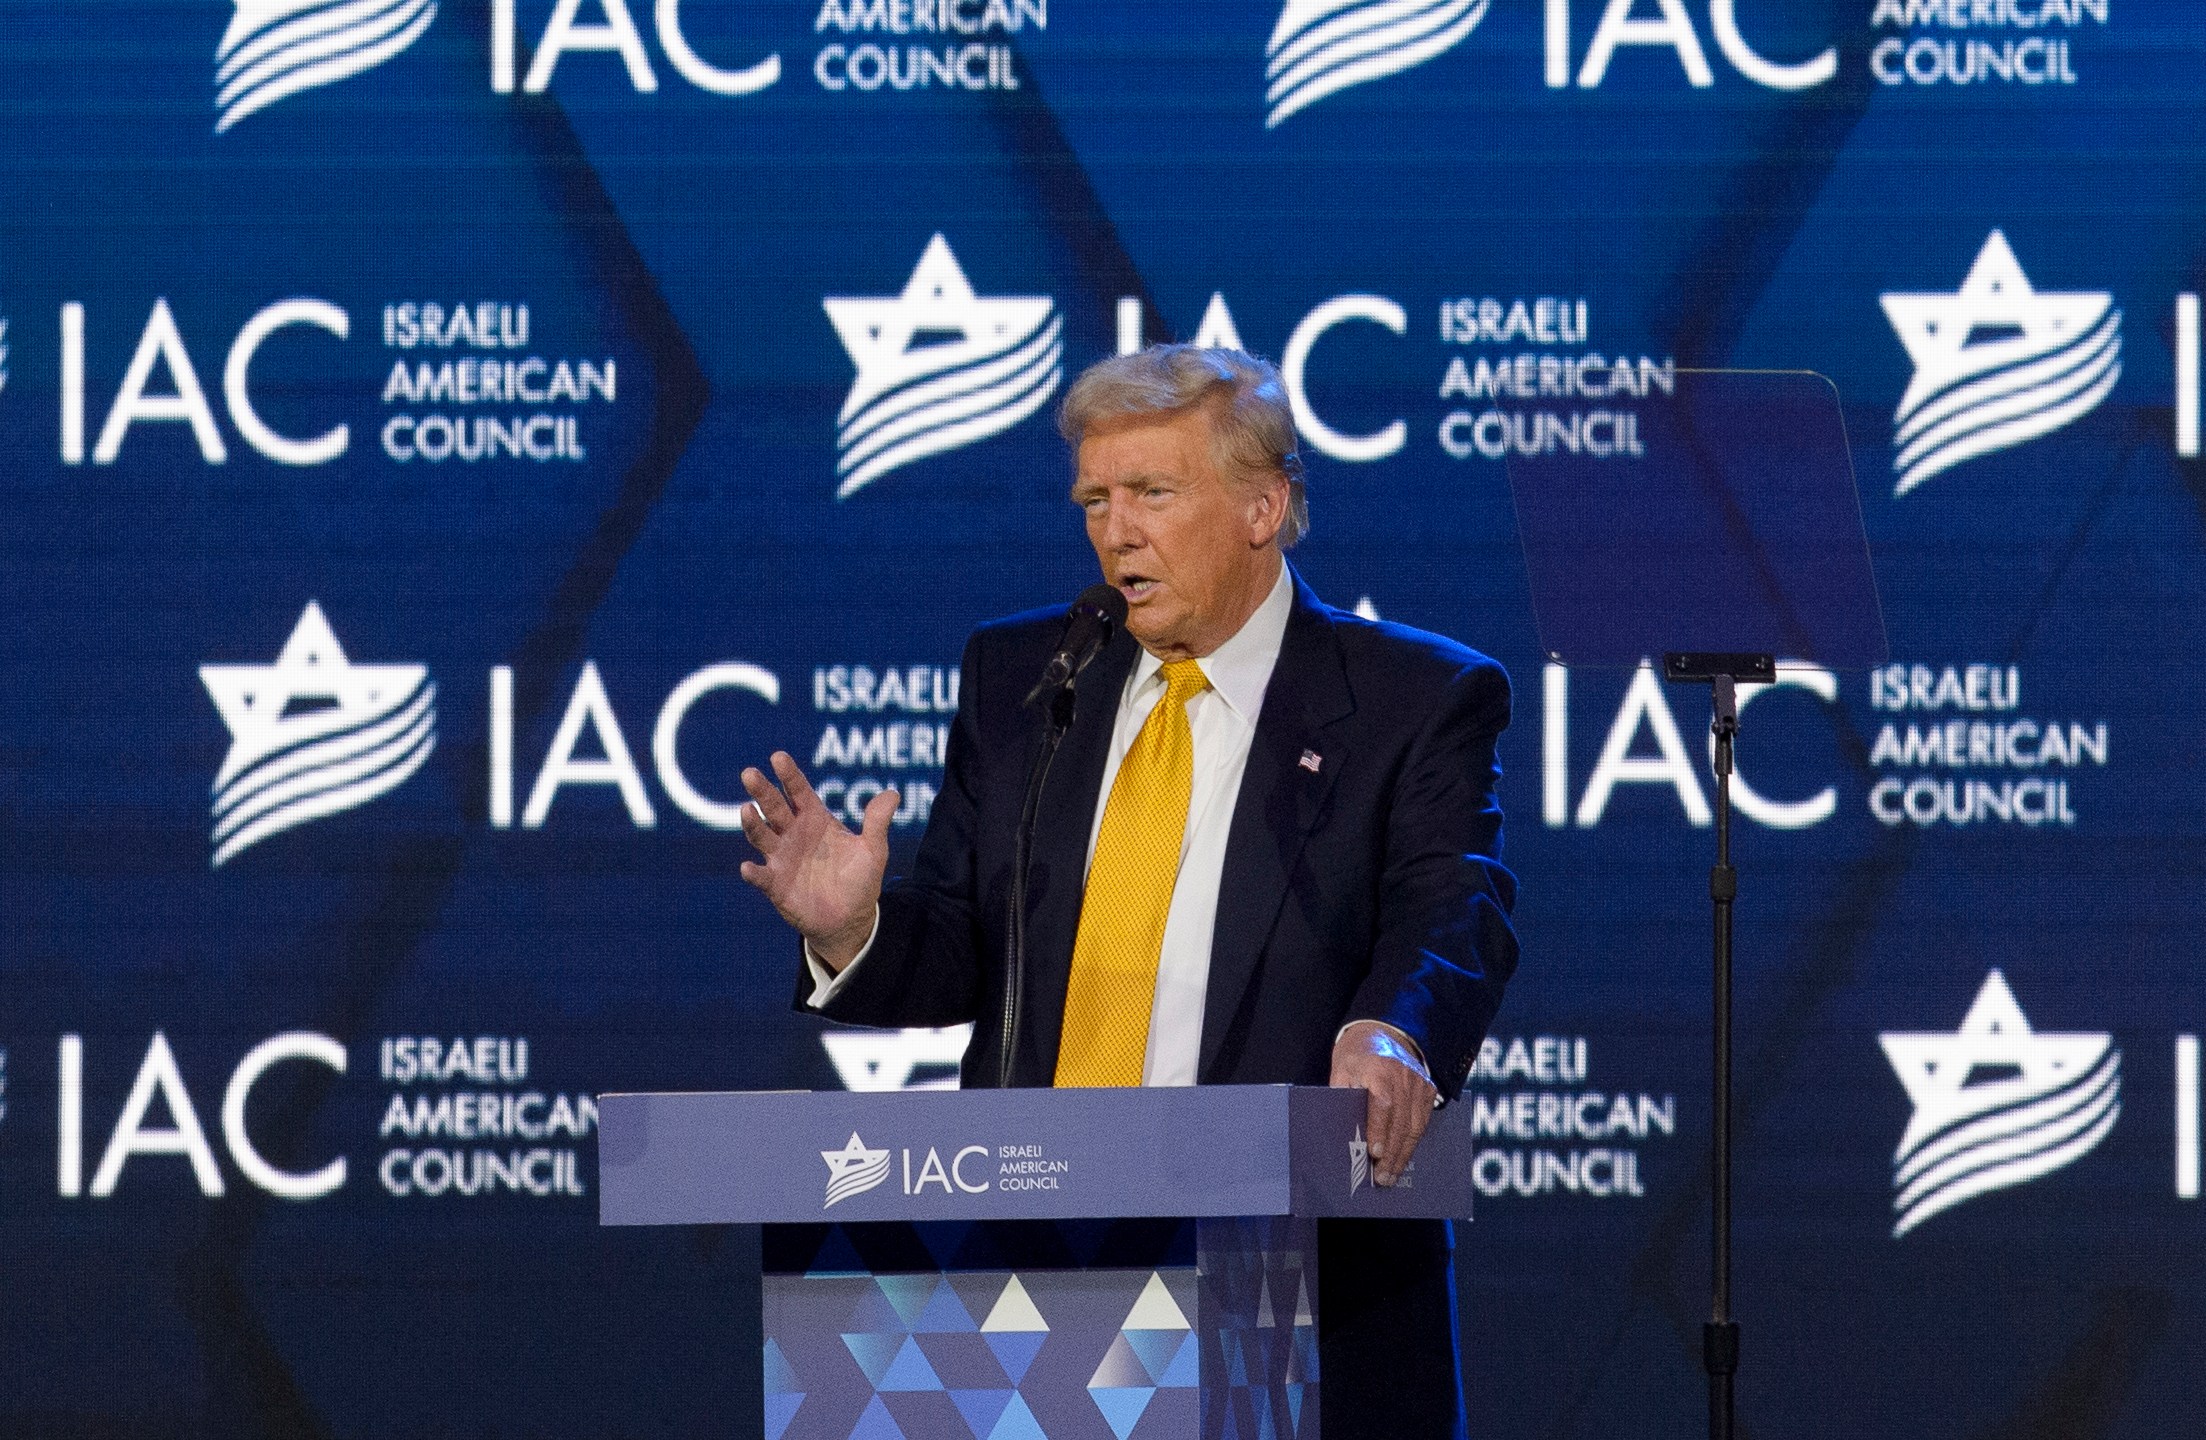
[1000,683,1076,1089]
[1663,651,1768,1440]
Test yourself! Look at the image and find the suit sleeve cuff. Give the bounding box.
[803,908,882,1009]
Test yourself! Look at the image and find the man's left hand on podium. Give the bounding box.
[1329,1020,1440,1187]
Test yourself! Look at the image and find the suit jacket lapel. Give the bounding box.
[1199,571,1355,1081]
[1015,624,1137,1084]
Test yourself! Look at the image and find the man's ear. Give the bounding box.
[1246,475,1288,546]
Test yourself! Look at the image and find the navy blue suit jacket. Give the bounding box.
[805,568,1519,1098]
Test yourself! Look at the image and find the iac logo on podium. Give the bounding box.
[201,602,437,867]
[1346,1126,1412,1194]
[822,1132,1004,1207]
[1880,970,2121,1238]
[823,234,1062,499]
[822,1132,894,1207]
[1881,230,2121,497]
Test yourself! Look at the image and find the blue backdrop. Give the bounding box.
[3,1,2203,1435]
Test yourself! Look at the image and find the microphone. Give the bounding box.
[1023,584,1128,708]
[1002,583,1126,1087]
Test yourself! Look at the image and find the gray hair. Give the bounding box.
[1058,344,1309,546]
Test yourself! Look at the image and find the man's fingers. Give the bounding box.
[771,751,824,813]
[1367,1075,1433,1185]
[738,859,769,889]
[741,767,794,829]
[858,787,901,844]
[738,796,781,855]
[1395,1090,1434,1169]
[1367,1084,1404,1184]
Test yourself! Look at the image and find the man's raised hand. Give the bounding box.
[737,751,898,970]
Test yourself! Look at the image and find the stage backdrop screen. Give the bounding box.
[2,2,2203,1436]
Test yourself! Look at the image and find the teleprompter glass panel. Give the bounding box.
[1505,370,1888,670]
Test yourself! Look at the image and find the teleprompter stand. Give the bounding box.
[1507,373,1887,1440]
[1662,653,1764,1440]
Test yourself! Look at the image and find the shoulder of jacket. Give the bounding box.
[1322,607,1507,690]
[965,604,1076,673]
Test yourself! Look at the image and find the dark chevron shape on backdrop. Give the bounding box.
[169,13,709,1434]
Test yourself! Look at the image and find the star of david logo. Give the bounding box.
[1266,0,1491,129]
[217,0,440,133]
[821,234,1061,498]
[1879,970,2120,1236]
[199,602,436,866]
[821,1131,893,1208]
[1879,230,2120,496]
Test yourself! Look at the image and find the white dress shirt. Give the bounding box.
[807,563,1295,1085]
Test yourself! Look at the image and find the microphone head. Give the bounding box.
[1074,583,1129,627]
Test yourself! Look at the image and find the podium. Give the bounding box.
[600,1085,1476,1440]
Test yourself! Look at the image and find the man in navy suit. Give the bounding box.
[739,345,1517,1438]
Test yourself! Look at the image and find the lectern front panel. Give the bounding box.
[762,1218,1319,1440]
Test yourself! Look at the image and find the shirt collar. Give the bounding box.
[1128,561,1294,724]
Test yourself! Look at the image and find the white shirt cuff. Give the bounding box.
[1336,1018,1430,1074]
[803,908,882,1009]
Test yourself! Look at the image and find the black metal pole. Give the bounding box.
[999,687,1074,1089]
[1705,673,1741,1440]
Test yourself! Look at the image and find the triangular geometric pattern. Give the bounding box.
[1198,1217,1323,1438]
[877,1335,945,1392]
[843,1330,908,1388]
[1156,1331,1202,1388]
[1122,1272,1191,1331]
[849,1394,907,1440]
[1223,1333,1249,1388]
[764,1390,804,1440]
[986,1392,1049,1440]
[949,1387,1016,1439]
[764,1337,802,1394]
[915,1331,1012,1390]
[877,1274,937,1328]
[805,1226,871,1277]
[982,1330,1048,1385]
[946,1270,1019,1325]
[846,1283,911,1336]
[880,1392,967,1436]
[1089,1386,1154,1440]
[1083,1266,1201,1439]
[1285,1315,1318,1385]
[1087,1333,1151,1390]
[914,1276,980,1333]
[1124,1329,1188,1385]
[772,1255,1223,1440]
[980,1274,1049,1333]
[762,1338,805,1440]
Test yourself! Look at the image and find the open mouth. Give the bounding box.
[1118,578,1160,603]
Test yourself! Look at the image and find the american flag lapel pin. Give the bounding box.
[1299,749,1322,774]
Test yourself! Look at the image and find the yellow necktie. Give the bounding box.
[1054,660,1210,1088]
